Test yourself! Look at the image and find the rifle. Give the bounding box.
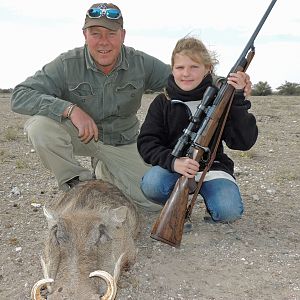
[150,0,277,248]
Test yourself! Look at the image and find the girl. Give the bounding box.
[137,37,258,223]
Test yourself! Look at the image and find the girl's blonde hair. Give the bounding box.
[171,36,219,73]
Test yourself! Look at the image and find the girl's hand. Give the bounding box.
[228,71,252,97]
[173,157,199,178]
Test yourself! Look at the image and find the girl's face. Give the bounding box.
[172,53,209,91]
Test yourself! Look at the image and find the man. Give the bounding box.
[11,3,251,212]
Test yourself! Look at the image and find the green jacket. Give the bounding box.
[11,45,171,145]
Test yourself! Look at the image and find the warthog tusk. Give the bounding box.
[31,278,54,300]
[89,270,117,300]
[113,252,126,282]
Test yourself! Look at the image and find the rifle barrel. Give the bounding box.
[230,0,277,73]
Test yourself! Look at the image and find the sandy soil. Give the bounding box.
[0,93,299,300]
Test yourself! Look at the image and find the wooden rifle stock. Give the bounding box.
[150,0,277,247]
[150,176,190,247]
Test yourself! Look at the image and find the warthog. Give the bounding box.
[31,180,139,300]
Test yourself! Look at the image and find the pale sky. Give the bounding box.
[0,0,299,90]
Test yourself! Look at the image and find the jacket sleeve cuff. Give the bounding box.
[49,98,72,122]
[232,90,246,106]
[171,157,176,172]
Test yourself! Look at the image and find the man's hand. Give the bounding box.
[173,157,199,178]
[66,106,99,143]
[227,71,252,97]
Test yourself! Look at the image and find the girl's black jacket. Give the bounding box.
[137,74,258,178]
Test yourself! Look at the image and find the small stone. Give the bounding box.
[11,187,21,196]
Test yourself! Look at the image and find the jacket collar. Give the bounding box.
[166,73,213,102]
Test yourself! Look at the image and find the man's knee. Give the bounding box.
[25,116,70,148]
[25,116,57,140]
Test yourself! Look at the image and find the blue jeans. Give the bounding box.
[140,166,244,222]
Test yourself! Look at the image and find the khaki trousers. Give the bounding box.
[24,116,161,212]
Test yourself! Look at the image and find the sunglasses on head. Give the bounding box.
[87,7,122,19]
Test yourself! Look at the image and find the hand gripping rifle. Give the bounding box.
[150,0,277,248]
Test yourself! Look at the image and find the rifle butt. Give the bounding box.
[150,177,190,248]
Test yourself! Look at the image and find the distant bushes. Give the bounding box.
[251,81,272,96]
[252,81,300,96]
[276,81,300,95]
[0,88,13,93]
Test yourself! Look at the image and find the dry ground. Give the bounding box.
[0,93,299,300]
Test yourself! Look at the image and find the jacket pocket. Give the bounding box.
[115,80,144,116]
[68,82,100,121]
[68,82,96,101]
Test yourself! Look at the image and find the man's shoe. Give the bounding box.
[66,176,80,189]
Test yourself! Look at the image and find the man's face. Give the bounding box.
[84,26,125,74]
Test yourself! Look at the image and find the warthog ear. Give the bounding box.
[111,206,128,226]
[43,206,58,229]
